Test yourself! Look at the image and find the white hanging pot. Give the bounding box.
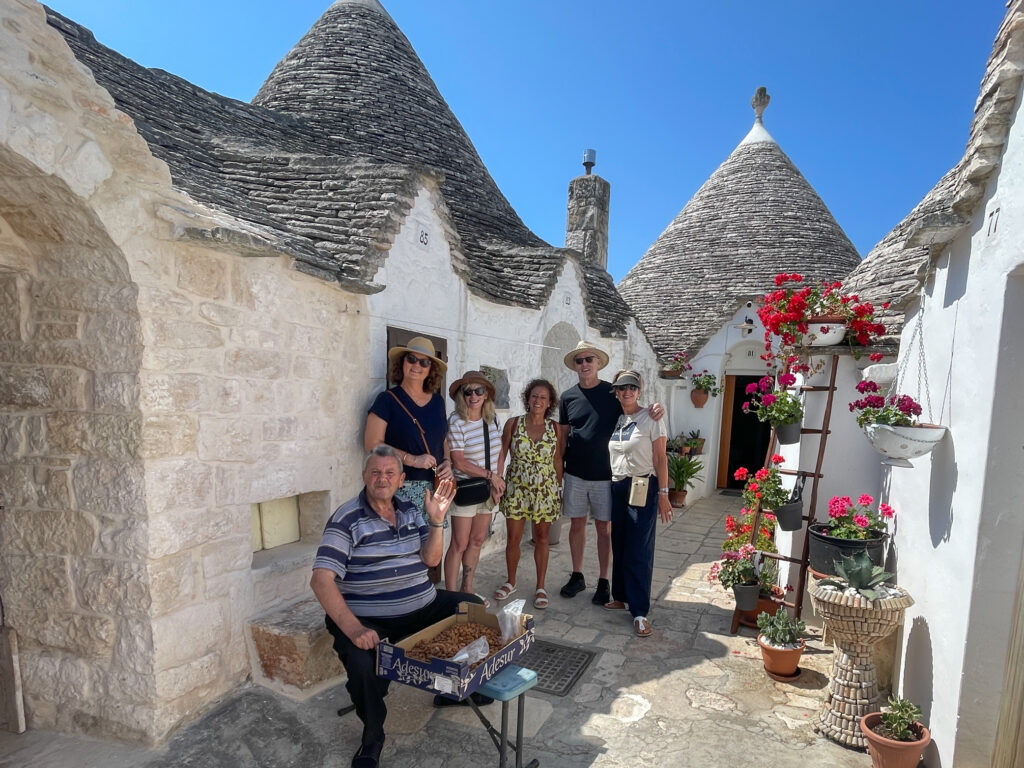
[806,316,847,347]
[863,423,947,467]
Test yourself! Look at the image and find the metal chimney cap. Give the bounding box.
[582,149,597,174]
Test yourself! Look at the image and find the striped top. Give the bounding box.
[313,490,435,618]
[448,413,502,479]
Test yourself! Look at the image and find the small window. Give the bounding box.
[250,496,301,552]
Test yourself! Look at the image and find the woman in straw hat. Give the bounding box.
[365,337,453,532]
[445,371,506,601]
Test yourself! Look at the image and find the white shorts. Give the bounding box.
[561,473,612,522]
[449,502,493,519]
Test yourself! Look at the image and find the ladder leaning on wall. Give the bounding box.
[730,353,840,632]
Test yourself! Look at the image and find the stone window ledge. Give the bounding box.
[251,541,318,576]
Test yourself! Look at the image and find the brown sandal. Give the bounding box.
[604,600,627,611]
[633,616,652,637]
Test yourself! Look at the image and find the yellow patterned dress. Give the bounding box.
[500,417,561,523]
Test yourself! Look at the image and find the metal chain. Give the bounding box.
[890,266,935,421]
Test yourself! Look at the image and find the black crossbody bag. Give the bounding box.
[453,420,495,506]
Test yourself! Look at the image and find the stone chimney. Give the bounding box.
[565,149,610,270]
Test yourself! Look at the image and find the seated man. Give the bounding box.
[311,444,488,768]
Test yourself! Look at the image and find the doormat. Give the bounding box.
[516,639,595,697]
[719,489,742,497]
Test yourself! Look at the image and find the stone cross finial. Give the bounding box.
[751,87,770,122]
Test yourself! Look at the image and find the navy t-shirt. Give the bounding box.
[368,388,448,482]
[559,380,623,481]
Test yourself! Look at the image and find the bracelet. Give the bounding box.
[658,488,669,495]
[428,522,443,528]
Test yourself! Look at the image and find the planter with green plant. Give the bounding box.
[667,454,703,507]
[860,697,931,768]
[708,544,762,611]
[742,374,804,443]
[689,370,721,407]
[808,494,894,576]
[850,380,947,466]
[661,350,692,379]
[756,609,806,680]
[810,551,915,748]
[685,429,705,455]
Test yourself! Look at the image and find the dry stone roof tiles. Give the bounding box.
[618,126,861,362]
[45,1,634,336]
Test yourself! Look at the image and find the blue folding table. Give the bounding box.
[466,664,540,768]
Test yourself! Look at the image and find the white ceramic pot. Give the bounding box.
[806,322,847,346]
[863,423,947,467]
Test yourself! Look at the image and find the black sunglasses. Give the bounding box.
[613,384,640,392]
[463,386,487,397]
[404,353,432,368]
[574,355,597,365]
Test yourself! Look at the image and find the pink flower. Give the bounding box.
[734,467,749,481]
[754,468,770,481]
[745,382,759,395]
[858,494,873,506]
[770,454,785,465]
[853,515,870,528]
[879,503,895,519]
[762,394,777,407]
[778,373,797,387]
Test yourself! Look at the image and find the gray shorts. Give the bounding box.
[561,473,612,522]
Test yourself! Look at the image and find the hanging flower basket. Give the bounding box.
[806,315,848,347]
[863,423,947,466]
[774,421,802,445]
[773,500,804,532]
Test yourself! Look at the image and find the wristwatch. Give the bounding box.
[658,488,669,495]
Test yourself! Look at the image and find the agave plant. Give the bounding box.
[817,551,893,599]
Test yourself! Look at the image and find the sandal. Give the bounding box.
[604,600,627,611]
[633,616,652,637]
[494,582,517,600]
[533,588,549,609]
[474,593,491,609]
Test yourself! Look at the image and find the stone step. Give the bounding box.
[249,597,344,690]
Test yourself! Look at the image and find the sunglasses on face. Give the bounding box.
[574,355,596,365]
[613,384,640,392]
[463,386,487,397]
[404,353,432,368]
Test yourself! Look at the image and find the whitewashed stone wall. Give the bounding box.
[0,1,371,743]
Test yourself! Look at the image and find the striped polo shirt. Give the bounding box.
[313,490,435,618]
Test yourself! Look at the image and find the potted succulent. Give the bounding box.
[666,454,703,507]
[708,543,760,611]
[662,350,692,379]
[810,552,915,748]
[757,273,888,365]
[689,370,721,407]
[666,434,689,455]
[685,429,705,455]
[732,454,802,530]
[742,374,803,444]
[849,380,947,466]
[860,696,932,768]
[808,494,894,576]
[756,609,806,680]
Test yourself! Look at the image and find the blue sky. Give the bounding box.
[46,1,1006,281]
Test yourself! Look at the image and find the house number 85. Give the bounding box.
[418,229,430,246]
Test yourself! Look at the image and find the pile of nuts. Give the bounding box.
[407,622,504,663]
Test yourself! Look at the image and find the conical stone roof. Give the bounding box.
[618,90,861,361]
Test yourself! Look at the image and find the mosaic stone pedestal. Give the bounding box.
[809,584,914,748]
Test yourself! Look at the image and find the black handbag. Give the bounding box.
[454,420,494,507]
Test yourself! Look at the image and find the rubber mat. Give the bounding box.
[516,639,595,696]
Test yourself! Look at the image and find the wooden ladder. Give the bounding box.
[730,354,839,632]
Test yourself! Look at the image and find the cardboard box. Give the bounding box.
[377,602,535,700]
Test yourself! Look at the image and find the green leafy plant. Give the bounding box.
[667,453,703,491]
[756,609,806,647]
[666,434,687,453]
[818,551,893,600]
[824,494,894,540]
[690,370,722,396]
[875,697,924,742]
[733,454,791,511]
[722,509,777,554]
[757,557,779,597]
[742,375,803,427]
[708,543,758,589]
[666,351,693,373]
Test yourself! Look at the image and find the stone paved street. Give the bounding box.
[0,493,870,768]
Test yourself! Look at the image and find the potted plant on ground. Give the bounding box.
[666,453,703,507]
[808,494,894,576]
[742,374,803,444]
[689,370,721,407]
[809,551,914,748]
[733,454,802,530]
[849,380,947,466]
[661,350,692,379]
[756,609,806,680]
[708,543,760,611]
[860,696,932,768]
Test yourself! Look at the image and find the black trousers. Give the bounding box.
[610,477,659,618]
[325,589,483,747]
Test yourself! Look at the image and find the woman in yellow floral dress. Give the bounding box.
[493,379,564,609]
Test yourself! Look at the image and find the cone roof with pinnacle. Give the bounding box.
[617,88,862,361]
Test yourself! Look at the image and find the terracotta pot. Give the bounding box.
[690,389,710,408]
[757,635,805,678]
[661,368,682,379]
[680,445,691,455]
[690,438,705,454]
[737,594,782,628]
[668,489,687,507]
[860,713,931,768]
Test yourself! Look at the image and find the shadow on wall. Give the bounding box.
[929,439,956,547]
[905,616,940,767]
